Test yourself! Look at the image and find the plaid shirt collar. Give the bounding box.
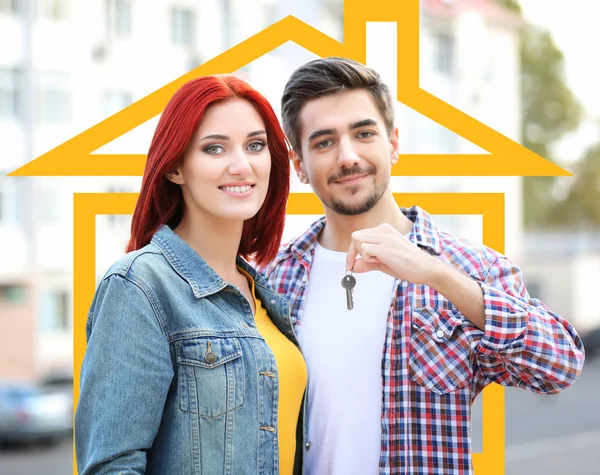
[287,205,443,260]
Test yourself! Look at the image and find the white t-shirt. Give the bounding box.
[298,242,397,475]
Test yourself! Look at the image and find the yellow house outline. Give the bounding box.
[75,192,506,475]
[8,1,564,474]
[9,0,569,177]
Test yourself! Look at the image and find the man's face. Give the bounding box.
[294,89,398,216]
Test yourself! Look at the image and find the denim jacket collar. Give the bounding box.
[150,225,276,299]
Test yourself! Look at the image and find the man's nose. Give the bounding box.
[337,137,360,168]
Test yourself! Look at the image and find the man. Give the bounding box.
[263,57,585,475]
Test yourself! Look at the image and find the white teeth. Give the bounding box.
[222,185,252,193]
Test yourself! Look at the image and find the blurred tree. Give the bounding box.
[549,143,600,226]
[496,0,583,228]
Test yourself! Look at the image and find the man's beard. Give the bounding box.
[325,171,389,216]
[329,192,381,215]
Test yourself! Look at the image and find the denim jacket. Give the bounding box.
[75,225,306,475]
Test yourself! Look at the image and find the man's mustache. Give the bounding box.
[328,165,376,185]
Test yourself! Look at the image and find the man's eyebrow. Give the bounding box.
[306,119,378,143]
[349,119,378,130]
[307,128,337,142]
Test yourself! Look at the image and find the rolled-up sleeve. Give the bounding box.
[472,256,585,394]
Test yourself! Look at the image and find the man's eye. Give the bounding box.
[247,141,266,152]
[316,139,333,148]
[356,131,374,139]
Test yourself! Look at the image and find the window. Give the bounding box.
[435,33,454,75]
[38,71,71,123]
[0,68,22,120]
[0,176,18,224]
[0,285,28,305]
[40,290,70,332]
[106,0,131,37]
[38,0,67,20]
[263,2,277,27]
[38,187,60,223]
[102,90,133,117]
[171,7,195,46]
[0,0,18,14]
[0,177,5,222]
[437,126,457,153]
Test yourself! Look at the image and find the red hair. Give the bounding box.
[127,75,290,267]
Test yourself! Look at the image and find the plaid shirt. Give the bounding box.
[263,206,585,475]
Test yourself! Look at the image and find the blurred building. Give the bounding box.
[399,0,524,258]
[521,230,600,334]
[0,0,523,381]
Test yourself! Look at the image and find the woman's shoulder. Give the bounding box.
[101,242,169,284]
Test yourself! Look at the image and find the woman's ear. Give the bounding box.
[166,164,185,185]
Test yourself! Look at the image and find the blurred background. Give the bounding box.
[0,0,598,473]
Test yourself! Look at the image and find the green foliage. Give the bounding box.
[549,144,600,227]
[496,0,585,228]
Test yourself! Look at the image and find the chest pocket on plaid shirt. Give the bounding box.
[409,307,474,395]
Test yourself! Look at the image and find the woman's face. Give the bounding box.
[169,98,272,224]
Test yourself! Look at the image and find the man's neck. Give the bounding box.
[318,192,414,252]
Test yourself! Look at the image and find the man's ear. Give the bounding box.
[165,163,185,185]
[390,127,399,165]
[291,150,309,184]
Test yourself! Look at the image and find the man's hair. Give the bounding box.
[281,57,395,155]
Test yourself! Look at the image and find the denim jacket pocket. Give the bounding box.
[176,336,245,418]
[408,307,473,395]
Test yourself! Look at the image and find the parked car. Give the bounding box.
[0,382,72,446]
[39,370,73,413]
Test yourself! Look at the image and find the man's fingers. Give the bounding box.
[346,240,359,271]
[352,258,381,274]
[359,242,379,261]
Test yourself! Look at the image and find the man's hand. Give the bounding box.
[346,223,487,330]
[345,223,442,285]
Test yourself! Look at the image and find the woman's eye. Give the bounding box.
[247,141,266,152]
[204,145,224,154]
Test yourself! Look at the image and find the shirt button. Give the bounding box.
[205,351,217,364]
[301,275,307,282]
[291,317,297,324]
[435,328,445,339]
[306,441,311,451]
[270,299,276,304]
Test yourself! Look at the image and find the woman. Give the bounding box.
[75,76,307,475]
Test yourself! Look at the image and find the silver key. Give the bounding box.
[341,271,356,310]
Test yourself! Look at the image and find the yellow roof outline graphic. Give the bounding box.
[8,0,571,177]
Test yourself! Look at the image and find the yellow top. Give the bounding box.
[240,269,307,475]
